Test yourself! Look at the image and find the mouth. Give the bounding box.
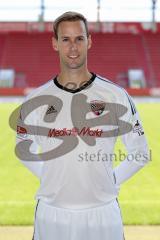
[68,55,79,59]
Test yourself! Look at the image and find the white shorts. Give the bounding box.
[32,199,125,240]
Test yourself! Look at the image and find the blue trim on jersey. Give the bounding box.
[32,199,40,240]
[97,75,137,115]
[125,93,137,115]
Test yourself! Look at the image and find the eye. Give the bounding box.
[77,36,84,41]
[62,38,69,42]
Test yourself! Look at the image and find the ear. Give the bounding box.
[52,37,58,51]
[87,34,92,50]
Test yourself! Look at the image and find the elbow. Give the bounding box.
[141,150,151,166]
[133,148,151,166]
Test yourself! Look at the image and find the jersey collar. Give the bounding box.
[53,72,96,93]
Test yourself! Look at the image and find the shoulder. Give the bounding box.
[24,79,54,101]
[94,74,137,115]
[95,74,127,97]
[20,79,54,117]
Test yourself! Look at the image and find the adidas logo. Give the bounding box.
[46,106,57,115]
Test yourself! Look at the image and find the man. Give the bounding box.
[16,11,149,240]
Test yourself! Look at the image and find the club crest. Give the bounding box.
[90,100,106,116]
[133,120,144,136]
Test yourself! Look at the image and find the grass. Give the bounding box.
[0,102,160,225]
[119,103,160,224]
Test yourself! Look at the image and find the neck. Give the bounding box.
[57,68,92,89]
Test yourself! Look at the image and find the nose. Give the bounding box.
[70,41,78,51]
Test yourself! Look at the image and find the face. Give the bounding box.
[52,20,92,70]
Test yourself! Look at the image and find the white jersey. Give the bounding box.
[16,73,149,209]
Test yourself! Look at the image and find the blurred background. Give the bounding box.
[0,0,160,94]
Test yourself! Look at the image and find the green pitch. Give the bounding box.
[0,102,160,225]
